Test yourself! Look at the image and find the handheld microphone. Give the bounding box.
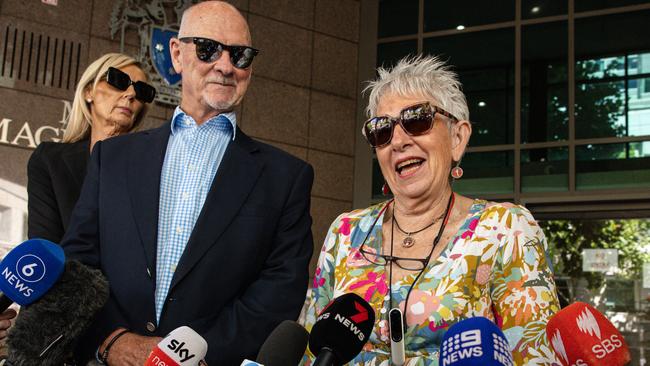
[6,259,109,366]
[254,320,309,366]
[145,326,208,366]
[547,302,631,366]
[439,317,514,366]
[389,308,405,366]
[308,293,375,366]
[0,239,65,311]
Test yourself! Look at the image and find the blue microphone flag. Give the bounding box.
[0,239,65,306]
[439,317,514,366]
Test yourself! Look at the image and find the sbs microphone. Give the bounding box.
[255,320,309,366]
[439,317,514,366]
[6,259,109,366]
[308,293,375,366]
[547,302,631,366]
[0,239,65,312]
[145,326,208,366]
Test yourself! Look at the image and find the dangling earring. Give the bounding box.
[86,98,92,104]
[451,164,463,179]
[382,182,391,196]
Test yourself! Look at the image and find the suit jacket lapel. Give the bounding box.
[127,125,170,278]
[170,129,262,290]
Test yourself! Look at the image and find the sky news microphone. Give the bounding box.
[5,259,109,366]
[439,317,514,366]
[547,302,631,366]
[308,293,375,366]
[145,326,208,366]
[249,320,309,366]
[0,238,65,312]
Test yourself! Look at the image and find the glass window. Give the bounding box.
[575,79,626,139]
[542,217,650,334]
[576,142,650,190]
[454,151,514,195]
[576,0,650,12]
[628,77,650,137]
[522,0,567,19]
[423,0,514,32]
[378,0,418,38]
[522,21,568,143]
[521,147,569,192]
[377,40,418,68]
[424,28,515,146]
[628,52,650,76]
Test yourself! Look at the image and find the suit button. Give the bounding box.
[146,322,156,332]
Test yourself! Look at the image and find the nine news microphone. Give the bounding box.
[240,320,309,366]
[0,238,65,312]
[6,259,109,366]
[439,317,514,366]
[308,293,375,366]
[145,326,208,366]
[547,302,631,366]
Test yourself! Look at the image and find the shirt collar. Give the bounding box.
[170,106,237,140]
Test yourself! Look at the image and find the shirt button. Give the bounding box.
[182,192,189,199]
[146,322,156,332]
[175,226,182,234]
[188,164,195,170]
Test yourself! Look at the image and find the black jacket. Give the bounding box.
[27,139,89,243]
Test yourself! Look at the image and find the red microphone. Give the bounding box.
[546,302,630,366]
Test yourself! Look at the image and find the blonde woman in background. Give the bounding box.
[27,52,156,244]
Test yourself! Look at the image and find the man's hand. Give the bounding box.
[0,308,17,339]
[101,331,162,366]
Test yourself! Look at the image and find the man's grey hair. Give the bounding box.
[364,55,469,122]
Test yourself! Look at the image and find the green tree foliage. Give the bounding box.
[541,219,650,291]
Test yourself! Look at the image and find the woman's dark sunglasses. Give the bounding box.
[104,67,156,103]
[362,102,459,148]
[178,37,259,69]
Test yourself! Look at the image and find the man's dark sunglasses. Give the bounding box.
[362,102,459,148]
[178,37,259,69]
[105,67,156,103]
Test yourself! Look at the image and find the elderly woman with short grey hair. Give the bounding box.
[300,55,561,365]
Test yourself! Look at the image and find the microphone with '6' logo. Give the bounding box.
[547,302,630,366]
[0,238,65,311]
[439,317,514,366]
[308,293,375,366]
[145,326,208,366]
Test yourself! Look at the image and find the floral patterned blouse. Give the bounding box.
[300,199,562,366]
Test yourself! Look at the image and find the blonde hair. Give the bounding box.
[62,53,150,143]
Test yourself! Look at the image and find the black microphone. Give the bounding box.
[255,320,309,366]
[5,259,109,366]
[308,293,375,366]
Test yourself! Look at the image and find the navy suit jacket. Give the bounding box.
[61,123,314,365]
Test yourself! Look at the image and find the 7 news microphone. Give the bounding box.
[240,320,309,366]
[439,317,514,366]
[1,239,110,366]
[308,293,376,366]
[144,326,208,366]
[547,302,631,366]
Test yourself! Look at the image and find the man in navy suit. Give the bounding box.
[62,2,314,364]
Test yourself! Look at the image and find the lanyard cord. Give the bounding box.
[389,192,455,330]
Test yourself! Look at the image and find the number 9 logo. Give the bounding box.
[15,255,46,283]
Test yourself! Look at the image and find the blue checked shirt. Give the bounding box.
[154,107,236,322]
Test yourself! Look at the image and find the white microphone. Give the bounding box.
[144,326,208,366]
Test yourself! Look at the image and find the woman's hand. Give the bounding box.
[0,309,17,339]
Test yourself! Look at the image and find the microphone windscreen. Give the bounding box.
[308,293,375,364]
[439,317,514,366]
[547,302,630,366]
[6,260,109,366]
[144,326,208,366]
[0,239,65,307]
[256,320,309,366]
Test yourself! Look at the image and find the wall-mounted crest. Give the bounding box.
[109,0,198,106]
